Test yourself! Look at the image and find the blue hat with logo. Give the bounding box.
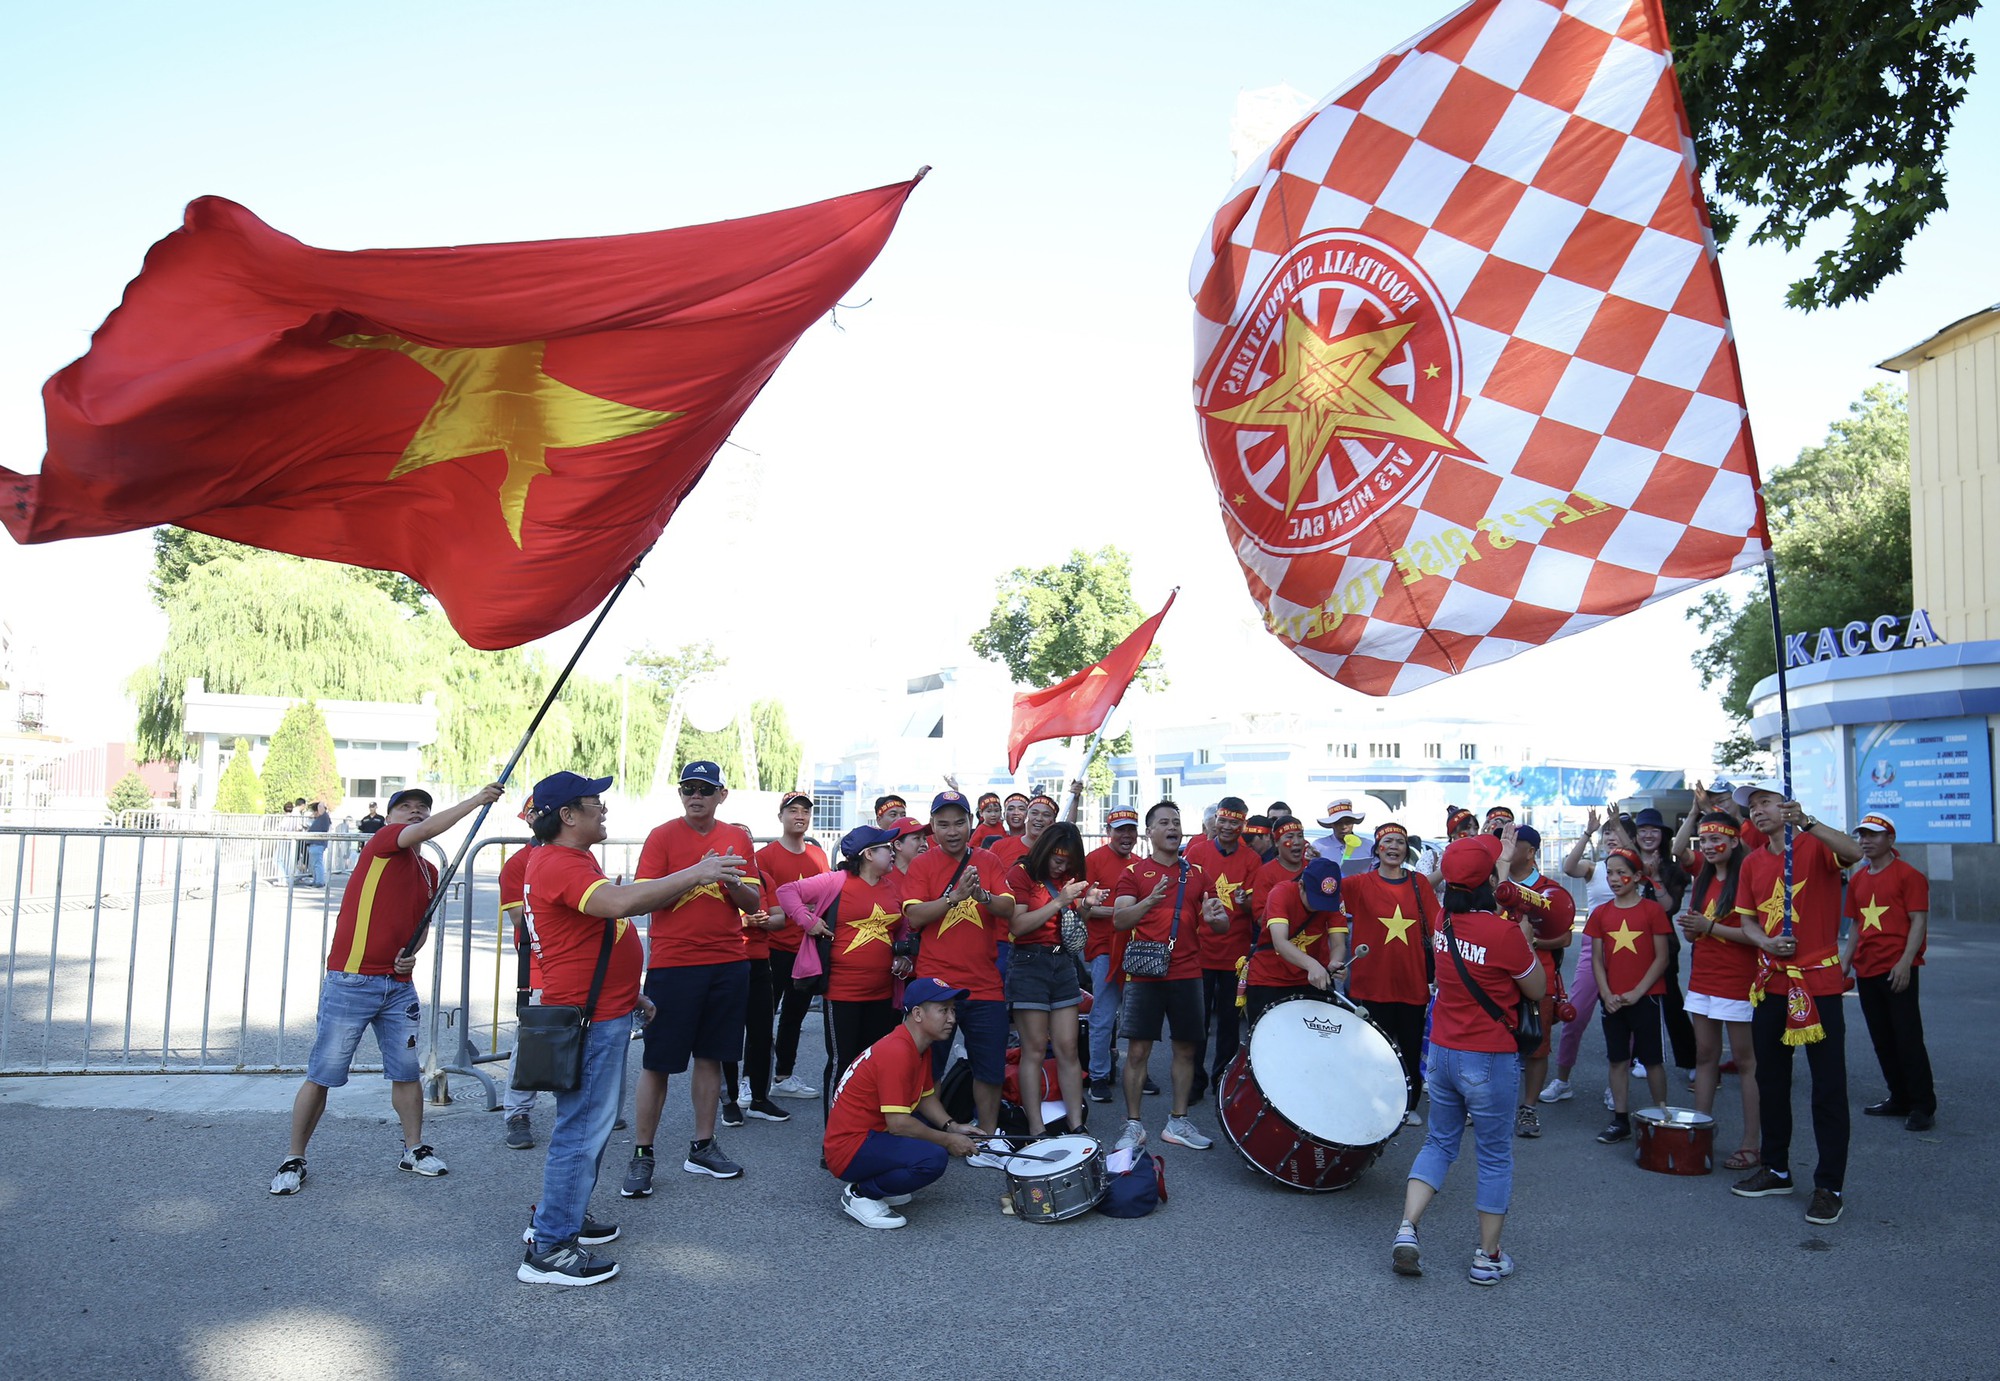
[930,790,973,817]
[679,760,725,788]
[528,772,612,816]
[903,976,970,1010]
[1299,856,1345,912]
[839,824,900,859]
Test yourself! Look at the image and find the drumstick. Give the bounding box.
[1333,943,1371,971]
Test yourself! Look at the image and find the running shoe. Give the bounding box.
[505,1115,534,1150]
[746,1097,792,1122]
[518,1238,619,1287]
[1392,1222,1421,1277]
[684,1139,743,1179]
[772,1074,818,1099]
[1537,1078,1572,1104]
[268,1156,307,1196]
[1162,1115,1212,1150]
[620,1152,656,1198]
[1515,1106,1542,1139]
[398,1145,448,1176]
[1468,1248,1516,1286]
[1114,1119,1147,1153]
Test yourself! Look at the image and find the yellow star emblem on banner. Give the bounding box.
[1858,900,1889,932]
[337,335,684,547]
[1608,920,1642,954]
[1206,312,1467,517]
[1379,905,1417,945]
[843,905,898,954]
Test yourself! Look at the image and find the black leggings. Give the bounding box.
[820,998,899,1122]
[1363,998,1428,1113]
[768,949,815,1079]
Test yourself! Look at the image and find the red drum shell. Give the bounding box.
[1632,1106,1714,1175]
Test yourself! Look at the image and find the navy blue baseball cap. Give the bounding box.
[930,790,972,817]
[903,976,970,1010]
[385,787,433,813]
[679,760,725,788]
[529,772,612,815]
[839,824,900,858]
[1514,825,1542,849]
[1299,856,1345,912]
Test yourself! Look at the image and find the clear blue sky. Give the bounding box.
[3,0,1993,772]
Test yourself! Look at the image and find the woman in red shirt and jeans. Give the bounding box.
[1392,829,1545,1286]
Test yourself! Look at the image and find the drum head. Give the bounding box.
[1005,1134,1097,1174]
[1634,1106,1714,1129]
[1248,997,1405,1146]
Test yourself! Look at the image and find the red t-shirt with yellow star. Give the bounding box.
[635,817,757,968]
[823,1023,934,1178]
[985,834,1030,875]
[1844,855,1930,978]
[755,838,828,956]
[1735,833,1846,997]
[521,844,644,1020]
[1185,838,1259,969]
[1340,868,1434,1004]
[1084,844,1137,960]
[1249,855,1305,918]
[902,846,1012,1001]
[1245,879,1345,987]
[326,823,438,976]
[827,872,904,1002]
[1585,898,1672,997]
[1113,857,1215,982]
[1685,874,1759,1001]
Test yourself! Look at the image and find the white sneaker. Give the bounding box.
[841,1185,906,1230]
[883,1192,913,1207]
[1602,1086,1616,1112]
[1538,1078,1572,1104]
[1162,1115,1213,1150]
[772,1074,818,1099]
[965,1149,1009,1170]
[1631,1061,1647,1078]
[398,1144,448,1176]
[269,1156,307,1195]
[1681,1067,1697,1089]
[1115,1119,1147,1153]
[1402,1110,1424,1127]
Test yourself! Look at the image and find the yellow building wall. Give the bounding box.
[1898,313,2000,643]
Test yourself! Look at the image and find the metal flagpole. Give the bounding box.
[401,554,647,959]
[1760,550,1795,939]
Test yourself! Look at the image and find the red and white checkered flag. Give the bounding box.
[1191,0,1769,695]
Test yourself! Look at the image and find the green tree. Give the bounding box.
[1689,383,1911,762]
[971,546,1166,785]
[1667,0,1980,310]
[213,739,263,814]
[750,698,804,792]
[261,700,344,809]
[150,526,430,612]
[628,641,753,785]
[107,770,153,817]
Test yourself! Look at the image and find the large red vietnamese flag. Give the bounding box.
[7,177,923,649]
[1190,0,1768,694]
[1007,592,1175,773]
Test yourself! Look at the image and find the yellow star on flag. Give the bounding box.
[336,334,684,547]
[1205,312,1467,517]
[1858,900,1890,932]
[1423,362,1440,379]
[843,905,898,954]
[935,897,986,936]
[1379,904,1417,945]
[1608,920,1642,954]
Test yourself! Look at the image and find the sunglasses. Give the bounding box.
[680,782,719,797]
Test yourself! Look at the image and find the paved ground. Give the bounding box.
[3,929,1995,1380]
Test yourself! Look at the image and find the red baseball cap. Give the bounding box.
[1442,834,1503,888]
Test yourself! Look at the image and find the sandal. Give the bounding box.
[1724,1148,1761,1171]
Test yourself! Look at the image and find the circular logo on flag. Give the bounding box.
[1197,230,1477,557]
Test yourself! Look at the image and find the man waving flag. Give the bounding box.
[1191,0,1767,694]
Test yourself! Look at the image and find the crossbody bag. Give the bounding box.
[512,915,618,1093]
[1121,862,1188,978]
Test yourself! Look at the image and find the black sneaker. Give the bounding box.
[745,1096,791,1122]
[720,1099,746,1129]
[505,1115,534,1150]
[1088,1077,1113,1103]
[1596,1115,1631,1144]
[517,1238,619,1287]
[523,1205,619,1247]
[620,1152,656,1198]
[1805,1188,1843,1225]
[269,1156,307,1196]
[1142,1075,1161,1096]
[684,1139,743,1179]
[1731,1167,1795,1198]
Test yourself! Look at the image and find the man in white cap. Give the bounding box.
[1314,799,1367,871]
[1841,812,1936,1132]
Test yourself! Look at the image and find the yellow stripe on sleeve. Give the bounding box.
[881,1103,917,1114]
[578,878,609,913]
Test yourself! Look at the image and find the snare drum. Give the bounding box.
[1000,1134,1107,1222]
[1218,994,1407,1192]
[1632,1106,1714,1175]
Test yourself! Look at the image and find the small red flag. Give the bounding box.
[1006,592,1175,773]
[7,178,923,649]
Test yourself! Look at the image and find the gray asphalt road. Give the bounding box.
[4,931,1995,1381]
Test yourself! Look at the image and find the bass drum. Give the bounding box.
[1219,994,1407,1192]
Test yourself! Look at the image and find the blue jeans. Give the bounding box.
[529,1017,627,1251]
[305,841,327,888]
[836,1130,949,1199]
[1409,1045,1520,1215]
[1088,954,1120,1080]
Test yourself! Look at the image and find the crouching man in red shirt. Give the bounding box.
[823,977,983,1229]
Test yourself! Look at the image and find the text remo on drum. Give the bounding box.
[1220,995,1408,1191]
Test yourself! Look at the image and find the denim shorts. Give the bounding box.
[306,971,421,1086]
[642,961,750,1073]
[1005,945,1082,1012]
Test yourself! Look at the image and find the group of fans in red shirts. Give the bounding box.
[266,763,1939,1290]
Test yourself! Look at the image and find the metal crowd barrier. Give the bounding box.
[0,827,448,1076]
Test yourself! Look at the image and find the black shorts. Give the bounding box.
[1601,994,1664,1068]
[642,961,750,1073]
[1118,976,1204,1044]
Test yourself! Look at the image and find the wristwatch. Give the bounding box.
[1797,815,1819,831]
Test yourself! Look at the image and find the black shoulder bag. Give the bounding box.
[512,916,618,1093]
[1121,863,1188,978]
[1441,913,1541,1055]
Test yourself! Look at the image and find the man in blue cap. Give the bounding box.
[513,770,756,1285]
[823,976,984,1230]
